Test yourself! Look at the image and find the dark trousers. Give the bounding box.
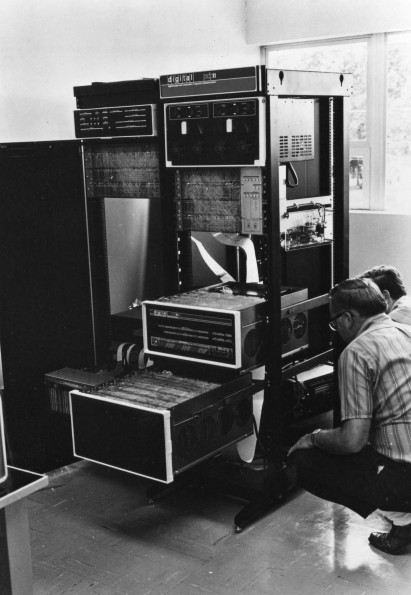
[286,446,411,518]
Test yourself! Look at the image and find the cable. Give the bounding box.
[314,202,327,236]
[285,162,298,188]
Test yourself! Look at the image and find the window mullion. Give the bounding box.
[367,33,387,210]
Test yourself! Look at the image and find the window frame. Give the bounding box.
[264,32,409,213]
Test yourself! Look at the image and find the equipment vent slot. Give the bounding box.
[244,328,258,357]
[199,416,217,443]
[291,135,313,159]
[279,136,289,160]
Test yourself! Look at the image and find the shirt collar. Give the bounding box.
[392,295,409,310]
[356,312,391,336]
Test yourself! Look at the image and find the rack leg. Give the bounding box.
[234,475,292,532]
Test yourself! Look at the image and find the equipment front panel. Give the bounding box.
[75,104,157,138]
[164,97,266,167]
[143,304,239,367]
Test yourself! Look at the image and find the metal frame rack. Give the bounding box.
[159,67,351,530]
[260,69,351,447]
[232,69,351,530]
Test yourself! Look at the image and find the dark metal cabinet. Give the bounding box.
[0,141,96,471]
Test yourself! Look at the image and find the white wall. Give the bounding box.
[246,0,411,45]
[0,0,258,142]
[2,0,409,288]
[350,212,411,289]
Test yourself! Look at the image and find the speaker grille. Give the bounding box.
[281,317,293,345]
[281,312,309,356]
[244,328,258,356]
[293,312,308,339]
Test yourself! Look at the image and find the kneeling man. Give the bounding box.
[287,277,411,555]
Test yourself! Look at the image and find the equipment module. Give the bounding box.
[143,283,308,369]
[143,284,266,370]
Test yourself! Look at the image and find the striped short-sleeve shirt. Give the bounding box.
[339,313,411,463]
[390,294,411,326]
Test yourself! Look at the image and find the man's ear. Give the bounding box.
[346,310,362,330]
[345,310,355,327]
[382,289,393,311]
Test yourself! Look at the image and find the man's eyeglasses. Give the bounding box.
[329,311,348,331]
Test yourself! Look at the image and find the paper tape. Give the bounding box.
[222,366,265,463]
[191,235,235,283]
[213,233,259,283]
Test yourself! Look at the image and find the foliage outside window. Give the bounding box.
[386,33,411,211]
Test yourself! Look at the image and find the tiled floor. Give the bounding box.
[28,460,411,595]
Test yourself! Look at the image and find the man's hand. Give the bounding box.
[287,419,371,457]
[287,433,313,456]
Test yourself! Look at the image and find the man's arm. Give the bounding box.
[287,418,371,456]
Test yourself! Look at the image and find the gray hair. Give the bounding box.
[330,278,387,317]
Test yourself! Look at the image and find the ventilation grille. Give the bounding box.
[279,136,289,161]
[244,328,258,357]
[278,98,315,163]
[279,134,314,162]
[291,135,313,159]
[280,312,309,356]
[293,312,308,339]
[175,397,252,459]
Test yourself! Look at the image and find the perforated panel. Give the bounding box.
[175,168,242,232]
[278,99,315,163]
[84,143,161,198]
[291,135,313,159]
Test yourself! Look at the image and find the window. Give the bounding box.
[386,32,411,211]
[265,32,411,213]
